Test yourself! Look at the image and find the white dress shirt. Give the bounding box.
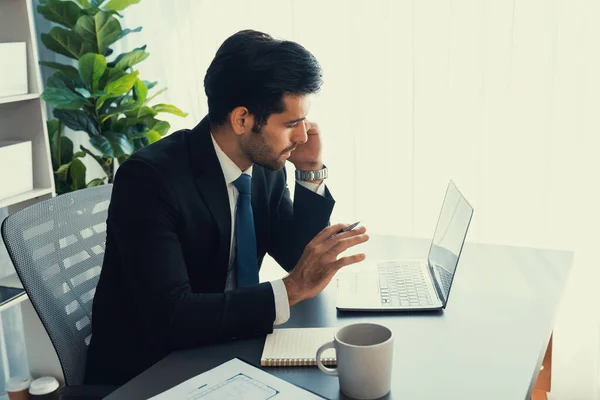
[210,134,326,325]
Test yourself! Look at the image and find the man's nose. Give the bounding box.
[293,122,308,144]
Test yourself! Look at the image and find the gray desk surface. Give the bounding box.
[105,235,572,400]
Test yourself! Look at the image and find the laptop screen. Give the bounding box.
[427,181,474,305]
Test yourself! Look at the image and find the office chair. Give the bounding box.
[1,185,116,399]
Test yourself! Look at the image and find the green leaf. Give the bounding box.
[78,53,107,93]
[99,101,139,123]
[89,135,114,157]
[146,130,161,144]
[56,163,70,175]
[75,87,92,97]
[115,48,149,70]
[143,80,157,90]
[116,26,142,42]
[152,120,170,136]
[59,136,74,165]
[73,11,122,55]
[103,0,140,11]
[39,62,80,77]
[107,67,127,82]
[75,0,90,8]
[108,45,145,68]
[47,119,60,139]
[152,103,188,117]
[97,67,122,91]
[132,137,148,151]
[37,1,82,28]
[69,158,87,190]
[123,122,147,139]
[42,88,89,109]
[47,120,60,169]
[90,132,133,158]
[53,109,100,136]
[133,79,147,103]
[73,151,86,158]
[97,70,137,110]
[41,27,95,60]
[102,70,138,98]
[90,0,106,7]
[137,106,156,118]
[48,70,86,92]
[74,0,91,8]
[87,178,104,187]
[105,131,134,157]
[55,162,71,182]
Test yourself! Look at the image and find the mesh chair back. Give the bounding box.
[1,185,113,386]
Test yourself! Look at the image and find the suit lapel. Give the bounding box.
[189,117,231,276]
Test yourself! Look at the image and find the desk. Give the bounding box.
[105,235,572,400]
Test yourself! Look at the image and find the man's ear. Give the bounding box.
[229,107,254,136]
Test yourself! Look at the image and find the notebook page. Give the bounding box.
[261,328,338,367]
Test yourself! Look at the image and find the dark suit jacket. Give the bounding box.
[84,117,335,386]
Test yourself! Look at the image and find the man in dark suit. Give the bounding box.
[85,30,369,386]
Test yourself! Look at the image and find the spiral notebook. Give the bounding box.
[261,327,338,367]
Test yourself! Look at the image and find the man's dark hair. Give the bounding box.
[204,30,323,129]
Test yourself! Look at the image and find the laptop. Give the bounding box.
[336,180,474,311]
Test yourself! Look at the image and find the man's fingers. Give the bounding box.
[312,223,350,245]
[306,120,319,134]
[328,233,370,255]
[318,225,366,251]
[332,225,366,240]
[334,253,367,270]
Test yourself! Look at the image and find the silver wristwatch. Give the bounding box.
[295,165,328,181]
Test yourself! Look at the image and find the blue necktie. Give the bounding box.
[233,174,259,287]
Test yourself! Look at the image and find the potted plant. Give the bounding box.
[37,0,187,194]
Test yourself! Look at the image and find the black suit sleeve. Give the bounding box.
[110,160,275,352]
[267,170,335,272]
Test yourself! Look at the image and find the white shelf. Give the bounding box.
[0,187,53,209]
[0,291,27,313]
[0,93,40,105]
[0,274,24,289]
[0,274,26,313]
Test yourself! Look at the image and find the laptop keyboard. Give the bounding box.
[436,265,453,295]
[378,262,434,307]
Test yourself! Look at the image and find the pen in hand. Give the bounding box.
[335,221,361,235]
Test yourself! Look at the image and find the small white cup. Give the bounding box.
[316,323,394,399]
[29,377,59,400]
[6,376,32,400]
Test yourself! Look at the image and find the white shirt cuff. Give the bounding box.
[297,180,326,197]
[270,279,290,325]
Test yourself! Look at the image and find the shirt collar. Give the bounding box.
[210,132,253,184]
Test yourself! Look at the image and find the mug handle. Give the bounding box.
[316,341,338,376]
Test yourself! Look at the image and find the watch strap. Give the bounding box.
[295,165,328,181]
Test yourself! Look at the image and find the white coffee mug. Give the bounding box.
[316,323,393,399]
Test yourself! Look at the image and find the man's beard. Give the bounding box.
[243,122,292,171]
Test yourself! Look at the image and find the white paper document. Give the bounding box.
[148,358,322,400]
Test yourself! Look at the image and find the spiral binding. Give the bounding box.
[261,357,337,367]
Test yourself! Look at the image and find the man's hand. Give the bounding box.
[283,223,369,306]
[288,120,323,171]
